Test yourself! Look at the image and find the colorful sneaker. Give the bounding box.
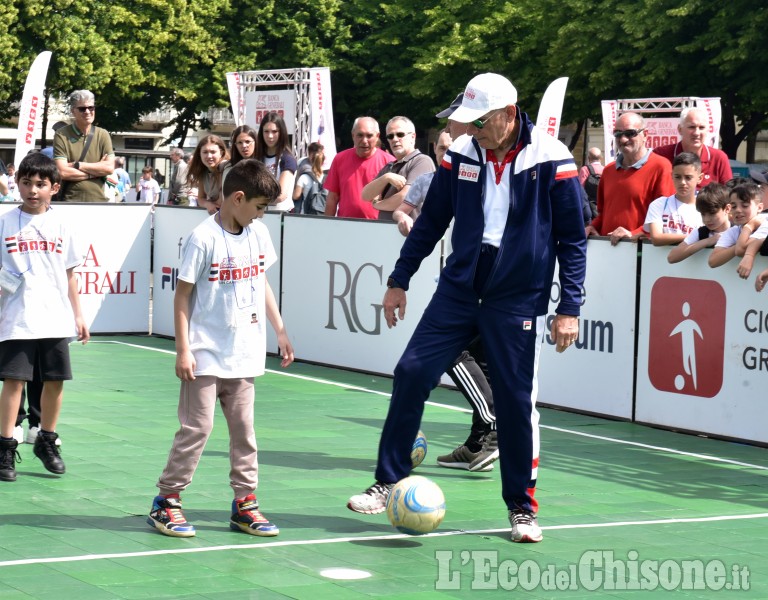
[230,494,279,536]
[33,431,65,474]
[347,481,393,514]
[509,509,543,543]
[0,438,21,482]
[468,431,499,472]
[437,445,493,472]
[147,495,196,537]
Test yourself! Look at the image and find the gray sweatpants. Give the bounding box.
[157,376,258,499]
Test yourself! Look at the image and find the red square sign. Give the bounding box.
[648,277,726,398]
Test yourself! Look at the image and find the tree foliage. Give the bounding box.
[1,0,766,157]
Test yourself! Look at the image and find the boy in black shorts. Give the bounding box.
[0,153,89,482]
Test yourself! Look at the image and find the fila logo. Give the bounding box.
[648,277,725,398]
[458,163,480,182]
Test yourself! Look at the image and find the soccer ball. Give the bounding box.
[386,475,446,535]
[411,430,427,468]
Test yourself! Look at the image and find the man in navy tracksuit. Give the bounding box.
[347,73,586,543]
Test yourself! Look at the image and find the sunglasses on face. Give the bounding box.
[76,106,96,113]
[386,132,412,140]
[613,128,645,139]
[470,110,502,130]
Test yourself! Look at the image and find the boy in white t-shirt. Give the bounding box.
[709,183,764,269]
[644,152,702,246]
[0,153,89,482]
[147,159,294,538]
[668,183,731,264]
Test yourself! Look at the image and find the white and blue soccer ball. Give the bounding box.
[411,430,427,468]
[386,475,446,535]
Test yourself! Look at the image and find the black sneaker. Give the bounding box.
[33,431,65,474]
[468,431,499,472]
[0,438,21,482]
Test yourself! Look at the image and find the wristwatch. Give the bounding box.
[74,161,80,170]
[386,277,403,289]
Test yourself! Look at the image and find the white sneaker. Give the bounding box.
[347,482,393,514]
[25,426,61,446]
[509,509,543,543]
[25,426,40,444]
[12,425,24,444]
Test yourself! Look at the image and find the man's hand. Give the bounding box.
[394,211,414,237]
[585,224,599,238]
[551,314,579,353]
[608,226,633,246]
[385,173,407,191]
[383,287,406,328]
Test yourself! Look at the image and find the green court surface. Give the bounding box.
[1,336,766,599]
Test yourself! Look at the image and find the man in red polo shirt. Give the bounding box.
[653,107,732,190]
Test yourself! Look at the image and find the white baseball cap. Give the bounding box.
[449,73,518,124]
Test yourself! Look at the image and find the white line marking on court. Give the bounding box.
[1,513,767,569]
[100,341,768,472]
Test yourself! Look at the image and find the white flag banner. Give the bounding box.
[225,71,245,127]
[536,77,568,139]
[15,51,52,166]
[308,67,337,168]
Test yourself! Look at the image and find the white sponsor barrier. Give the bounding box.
[636,243,768,444]
[280,215,442,375]
[65,204,152,332]
[538,240,637,418]
[152,207,282,351]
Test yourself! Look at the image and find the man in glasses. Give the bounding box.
[168,148,190,206]
[324,117,394,219]
[53,90,115,202]
[653,107,732,190]
[362,116,435,221]
[586,112,674,245]
[348,73,586,544]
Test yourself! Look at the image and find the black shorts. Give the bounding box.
[0,338,72,381]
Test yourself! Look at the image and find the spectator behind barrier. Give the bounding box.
[668,183,731,264]
[709,183,764,269]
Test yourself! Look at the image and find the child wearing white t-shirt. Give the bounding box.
[710,183,764,269]
[668,183,731,264]
[644,152,702,246]
[148,159,294,539]
[0,153,89,482]
[136,165,161,204]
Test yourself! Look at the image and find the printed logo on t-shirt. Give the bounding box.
[648,277,725,398]
[458,163,480,183]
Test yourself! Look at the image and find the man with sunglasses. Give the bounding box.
[586,112,674,245]
[53,90,115,202]
[348,73,586,544]
[362,116,435,221]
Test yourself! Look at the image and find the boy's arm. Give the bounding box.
[174,280,196,380]
[265,280,294,367]
[648,223,686,247]
[708,246,736,268]
[735,218,762,256]
[668,236,718,263]
[67,267,90,344]
[737,236,763,279]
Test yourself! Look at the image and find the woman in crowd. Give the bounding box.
[254,112,297,211]
[186,135,229,214]
[228,125,259,167]
[292,142,326,215]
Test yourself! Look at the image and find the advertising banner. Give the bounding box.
[246,90,296,134]
[538,240,638,418]
[280,215,442,375]
[308,67,337,167]
[636,244,767,444]
[15,51,52,167]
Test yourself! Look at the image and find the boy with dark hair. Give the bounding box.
[668,183,731,263]
[0,152,89,482]
[709,183,764,269]
[643,152,703,246]
[148,159,294,538]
